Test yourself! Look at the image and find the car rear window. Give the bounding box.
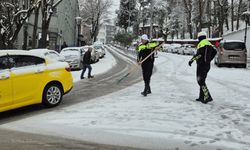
[61,49,79,56]
[223,42,246,50]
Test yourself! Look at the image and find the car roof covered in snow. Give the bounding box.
[81,45,93,48]
[62,47,82,50]
[29,49,60,56]
[0,50,44,58]
[221,40,245,43]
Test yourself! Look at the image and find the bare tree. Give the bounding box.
[39,0,63,48]
[0,1,37,49]
[183,0,193,38]
[80,0,112,42]
[236,0,243,30]
[32,1,41,49]
[231,0,234,31]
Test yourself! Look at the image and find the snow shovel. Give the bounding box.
[117,48,159,84]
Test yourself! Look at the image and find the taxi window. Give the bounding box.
[0,56,9,70]
[9,55,45,68]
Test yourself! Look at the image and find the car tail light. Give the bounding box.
[65,67,71,72]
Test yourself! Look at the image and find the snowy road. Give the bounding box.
[1,46,250,150]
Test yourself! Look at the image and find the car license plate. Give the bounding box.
[229,55,239,59]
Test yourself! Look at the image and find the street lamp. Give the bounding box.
[75,17,82,46]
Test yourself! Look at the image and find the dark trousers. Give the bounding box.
[142,61,154,92]
[81,64,92,78]
[196,64,212,101]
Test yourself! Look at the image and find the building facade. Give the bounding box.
[17,0,81,51]
[97,24,117,44]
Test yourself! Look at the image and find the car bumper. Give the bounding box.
[219,59,247,64]
[64,86,73,95]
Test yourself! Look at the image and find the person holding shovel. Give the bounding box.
[137,34,162,96]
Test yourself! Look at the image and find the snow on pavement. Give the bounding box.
[1,51,250,150]
[71,49,117,82]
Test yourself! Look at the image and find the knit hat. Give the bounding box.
[141,34,149,41]
[198,32,207,38]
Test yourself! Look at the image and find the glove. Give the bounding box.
[188,60,193,66]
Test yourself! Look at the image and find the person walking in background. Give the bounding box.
[137,34,162,97]
[188,32,217,104]
[81,47,94,79]
[61,41,68,50]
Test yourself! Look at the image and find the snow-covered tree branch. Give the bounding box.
[80,0,112,42]
[39,0,63,48]
[0,1,38,49]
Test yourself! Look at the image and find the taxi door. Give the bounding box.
[9,55,45,105]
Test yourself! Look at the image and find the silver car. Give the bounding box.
[215,40,247,68]
[182,44,196,55]
[60,47,84,69]
[82,46,100,63]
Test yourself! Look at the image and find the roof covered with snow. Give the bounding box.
[221,40,245,43]
[0,50,37,57]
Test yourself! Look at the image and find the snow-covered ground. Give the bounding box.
[1,51,250,150]
[71,50,117,82]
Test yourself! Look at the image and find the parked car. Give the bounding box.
[0,50,73,112]
[162,44,171,52]
[177,47,184,55]
[82,46,100,63]
[170,44,182,53]
[30,49,65,62]
[94,42,106,58]
[95,46,105,58]
[215,40,247,68]
[182,44,196,55]
[60,47,84,69]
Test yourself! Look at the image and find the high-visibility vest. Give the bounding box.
[138,42,157,52]
[197,39,212,49]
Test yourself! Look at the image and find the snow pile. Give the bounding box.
[2,52,250,150]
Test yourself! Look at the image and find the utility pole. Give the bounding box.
[149,0,154,39]
[243,0,250,44]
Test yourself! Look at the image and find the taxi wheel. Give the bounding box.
[43,83,63,108]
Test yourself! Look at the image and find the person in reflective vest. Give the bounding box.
[188,32,214,104]
[137,34,158,96]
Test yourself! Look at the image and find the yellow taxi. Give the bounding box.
[0,50,73,112]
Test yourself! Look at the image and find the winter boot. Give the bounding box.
[146,85,151,94]
[88,75,94,78]
[141,91,147,96]
[141,85,148,96]
[196,87,204,101]
[201,86,213,104]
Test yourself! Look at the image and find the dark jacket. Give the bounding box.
[192,39,216,65]
[137,42,157,64]
[83,51,91,64]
